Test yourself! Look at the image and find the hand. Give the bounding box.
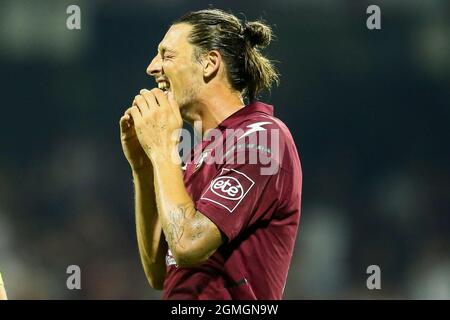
[120,104,152,171]
[129,88,183,163]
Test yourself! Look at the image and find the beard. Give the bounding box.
[175,81,201,114]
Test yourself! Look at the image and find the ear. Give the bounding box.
[202,50,221,78]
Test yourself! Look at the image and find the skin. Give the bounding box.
[119,23,245,289]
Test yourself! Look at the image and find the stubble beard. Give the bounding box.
[177,82,202,123]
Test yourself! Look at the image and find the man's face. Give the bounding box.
[147,23,203,111]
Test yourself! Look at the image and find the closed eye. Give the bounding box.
[158,47,176,61]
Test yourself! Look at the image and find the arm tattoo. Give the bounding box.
[163,203,194,249]
[189,212,208,241]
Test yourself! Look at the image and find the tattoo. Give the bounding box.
[189,212,208,241]
[164,203,194,249]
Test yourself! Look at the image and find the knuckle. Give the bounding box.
[130,106,138,114]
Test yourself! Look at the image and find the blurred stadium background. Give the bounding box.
[0,0,449,299]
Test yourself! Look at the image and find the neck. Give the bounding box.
[182,89,245,136]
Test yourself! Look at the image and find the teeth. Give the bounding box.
[158,82,169,91]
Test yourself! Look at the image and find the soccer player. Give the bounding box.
[120,9,302,299]
[0,273,7,300]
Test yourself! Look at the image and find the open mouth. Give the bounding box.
[158,81,170,92]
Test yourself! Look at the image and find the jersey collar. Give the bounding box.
[217,101,274,130]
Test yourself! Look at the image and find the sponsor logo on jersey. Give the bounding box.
[200,168,255,212]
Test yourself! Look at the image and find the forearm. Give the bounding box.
[133,167,167,289]
[151,156,224,267]
[152,157,198,257]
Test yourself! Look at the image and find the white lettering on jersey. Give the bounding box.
[200,168,255,213]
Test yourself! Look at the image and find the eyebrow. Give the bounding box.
[158,45,176,55]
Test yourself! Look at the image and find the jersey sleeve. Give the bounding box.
[195,146,285,242]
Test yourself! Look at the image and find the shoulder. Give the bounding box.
[232,111,300,172]
[232,102,295,143]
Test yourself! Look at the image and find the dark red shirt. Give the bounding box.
[162,101,302,300]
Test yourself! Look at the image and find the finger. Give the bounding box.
[119,114,128,128]
[124,107,136,124]
[140,89,159,110]
[129,106,142,123]
[125,106,134,116]
[120,114,131,130]
[134,95,150,115]
[119,115,138,141]
[154,89,179,116]
[121,113,131,122]
[151,88,170,109]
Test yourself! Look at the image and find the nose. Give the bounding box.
[146,54,162,76]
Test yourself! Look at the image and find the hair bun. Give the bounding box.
[243,21,272,48]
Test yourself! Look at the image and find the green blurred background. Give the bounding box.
[0,0,449,299]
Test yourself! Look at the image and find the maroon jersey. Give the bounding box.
[162,101,302,300]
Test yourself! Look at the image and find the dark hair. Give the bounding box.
[174,9,280,101]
